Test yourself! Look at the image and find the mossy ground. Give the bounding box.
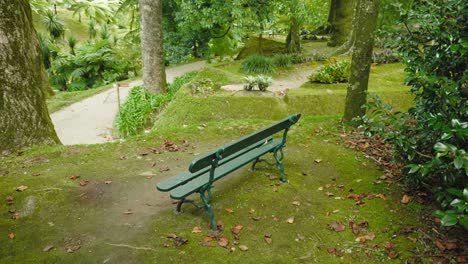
[1,61,436,263]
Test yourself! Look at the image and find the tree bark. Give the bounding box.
[343,0,380,124]
[0,0,60,153]
[328,0,356,47]
[286,16,301,53]
[139,0,167,93]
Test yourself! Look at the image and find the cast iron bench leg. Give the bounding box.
[274,147,287,183]
[200,187,217,230]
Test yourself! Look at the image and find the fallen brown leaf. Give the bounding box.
[218,237,229,248]
[104,180,112,184]
[238,245,249,251]
[287,217,295,224]
[123,209,133,215]
[292,201,300,206]
[79,180,89,186]
[387,251,399,259]
[159,166,170,172]
[191,226,202,234]
[8,233,15,239]
[349,221,360,235]
[6,196,14,205]
[43,245,54,252]
[69,175,80,180]
[328,222,345,232]
[355,233,376,243]
[225,208,234,214]
[66,245,81,253]
[231,224,243,235]
[314,159,322,163]
[32,172,41,177]
[16,185,28,192]
[383,241,395,250]
[175,237,188,246]
[401,194,412,204]
[264,234,272,244]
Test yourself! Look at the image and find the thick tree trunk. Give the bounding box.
[139,0,167,93]
[328,0,356,47]
[0,0,60,153]
[286,17,301,53]
[343,0,380,124]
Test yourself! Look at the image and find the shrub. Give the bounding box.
[115,71,197,137]
[309,59,350,83]
[272,54,293,68]
[240,54,274,74]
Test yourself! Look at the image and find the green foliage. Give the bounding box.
[241,55,274,74]
[115,71,197,137]
[243,75,272,91]
[48,40,130,91]
[433,188,468,229]
[372,49,400,64]
[309,59,350,83]
[41,10,64,39]
[272,54,293,68]
[358,0,467,229]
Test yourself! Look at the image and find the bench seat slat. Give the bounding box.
[169,138,282,199]
[156,137,273,192]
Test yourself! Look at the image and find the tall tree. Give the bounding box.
[343,0,379,123]
[139,0,167,93]
[327,0,356,47]
[0,0,60,153]
[285,0,306,53]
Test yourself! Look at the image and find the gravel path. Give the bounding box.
[51,61,206,145]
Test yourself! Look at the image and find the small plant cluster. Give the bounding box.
[189,78,221,94]
[357,0,467,229]
[115,71,197,137]
[243,75,272,91]
[309,59,350,83]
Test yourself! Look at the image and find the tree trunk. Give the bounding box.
[343,0,380,124]
[328,0,356,47]
[0,0,60,153]
[139,0,167,93]
[286,16,301,53]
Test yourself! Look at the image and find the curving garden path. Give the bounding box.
[51,61,206,145]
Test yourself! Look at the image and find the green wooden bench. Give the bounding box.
[156,113,301,230]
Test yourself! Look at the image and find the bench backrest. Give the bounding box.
[188,113,301,173]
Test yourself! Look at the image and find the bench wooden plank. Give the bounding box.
[156,137,273,192]
[188,113,301,173]
[169,138,282,199]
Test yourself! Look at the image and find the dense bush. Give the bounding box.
[358,0,467,229]
[115,71,198,137]
[309,59,350,83]
[47,40,132,91]
[240,54,274,74]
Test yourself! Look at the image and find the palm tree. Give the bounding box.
[41,10,65,40]
[66,35,78,55]
[68,0,118,24]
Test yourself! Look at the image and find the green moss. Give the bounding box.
[0,61,431,262]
